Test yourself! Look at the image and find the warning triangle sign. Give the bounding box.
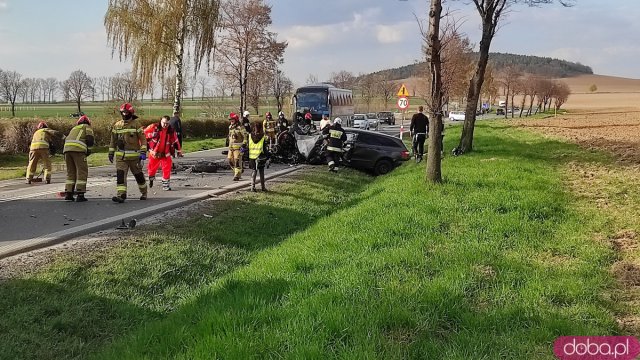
[397,84,409,97]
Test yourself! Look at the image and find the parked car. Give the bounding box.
[69,111,84,118]
[343,128,409,175]
[449,111,465,121]
[496,108,505,115]
[352,113,370,130]
[366,113,379,130]
[377,111,396,125]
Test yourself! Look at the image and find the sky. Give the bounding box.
[0,0,639,88]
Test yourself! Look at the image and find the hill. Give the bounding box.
[362,53,593,82]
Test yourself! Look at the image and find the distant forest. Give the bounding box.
[365,53,593,81]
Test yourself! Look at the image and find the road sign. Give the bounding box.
[397,97,409,110]
[397,84,409,97]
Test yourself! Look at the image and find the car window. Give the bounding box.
[353,114,365,120]
[366,113,377,119]
[357,133,402,147]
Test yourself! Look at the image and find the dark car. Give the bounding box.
[70,111,84,118]
[377,111,396,125]
[343,128,409,175]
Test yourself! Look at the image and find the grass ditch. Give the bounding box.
[0,122,632,359]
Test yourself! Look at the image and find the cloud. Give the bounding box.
[0,1,8,12]
[376,22,416,44]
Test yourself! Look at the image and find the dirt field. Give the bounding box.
[514,111,640,164]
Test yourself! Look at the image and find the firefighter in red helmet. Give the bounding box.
[108,103,148,203]
[26,121,61,184]
[62,115,94,201]
[262,111,277,146]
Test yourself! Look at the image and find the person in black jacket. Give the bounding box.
[323,117,347,172]
[410,106,429,163]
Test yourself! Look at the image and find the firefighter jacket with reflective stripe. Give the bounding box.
[323,124,347,152]
[29,129,57,150]
[263,118,277,134]
[144,123,181,158]
[228,124,247,150]
[248,135,268,160]
[109,118,147,160]
[63,124,94,153]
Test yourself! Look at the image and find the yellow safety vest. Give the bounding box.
[109,119,146,160]
[248,136,265,160]
[29,129,50,150]
[64,124,94,153]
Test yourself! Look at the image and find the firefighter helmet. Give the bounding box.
[243,110,250,117]
[278,111,284,117]
[333,117,342,125]
[229,112,240,122]
[265,111,272,119]
[36,121,48,129]
[304,113,312,120]
[77,115,91,126]
[119,102,135,114]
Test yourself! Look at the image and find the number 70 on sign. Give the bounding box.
[397,97,409,110]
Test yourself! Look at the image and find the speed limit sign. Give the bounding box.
[397,97,409,110]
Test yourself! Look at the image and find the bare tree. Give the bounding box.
[111,72,141,103]
[424,0,445,182]
[328,70,355,89]
[358,75,377,112]
[305,74,318,85]
[66,70,93,112]
[552,81,570,110]
[196,76,209,100]
[105,0,220,113]
[247,68,269,114]
[378,75,397,111]
[271,68,293,112]
[216,0,287,113]
[19,78,31,103]
[0,70,24,117]
[455,0,575,154]
[44,78,58,103]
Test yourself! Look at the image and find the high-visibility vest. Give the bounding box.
[29,129,50,150]
[64,124,94,153]
[327,129,344,152]
[109,119,146,160]
[248,136,265,160]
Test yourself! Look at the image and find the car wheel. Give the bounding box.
[374,159,393,176]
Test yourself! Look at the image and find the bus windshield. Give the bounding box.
[296,91,328,111]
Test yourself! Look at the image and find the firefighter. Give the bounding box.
[276,111,289,133]
[62,115,94,202]
[241,110,252,133]
[323,117,347,172]
[262,111,277,146]
[144,115,183,191]
[26,121,60,184]
[108,103,148,203]
[227,112,247,181]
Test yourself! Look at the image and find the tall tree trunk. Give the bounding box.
[10,102,16,117]
[173,16,186,114]
[76,98,81,113]
[426,0,444,183]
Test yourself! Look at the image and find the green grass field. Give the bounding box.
[0,121,633,359]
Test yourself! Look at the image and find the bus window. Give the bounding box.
[296,92,328,111]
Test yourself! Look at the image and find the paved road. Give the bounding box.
[0,148,301,258]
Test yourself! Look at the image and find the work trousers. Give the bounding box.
[227,148,243,179]
[27,149,51,181]
[412,133,426,158]
[115,159,147,197]
[148,155,172,181]
[64,151,88,193]
[249,159,266,190]
[326,151,342,169]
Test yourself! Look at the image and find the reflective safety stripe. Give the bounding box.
[113,128,138,134]
[117,185,127,191]
[115,150,141,159]
[248,137,265,160]
[30,129,50,150]
[329,129,343,139]
[76,180,87,185]
[327,146,343,152]
[138,184,147,189]
[65,140,87,151]
[65,180,76,185]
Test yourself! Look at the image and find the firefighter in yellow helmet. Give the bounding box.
[227,112,247,181]
[26,121,61,184]
[63,115,95,202]
[108,103,148,203]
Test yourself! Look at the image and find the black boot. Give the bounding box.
[112,194,126,203]
[140,194,147,200]
[76,193,88,202]
[149,176,154,188]
[64,192,75,201]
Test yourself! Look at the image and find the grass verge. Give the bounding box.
[0,122,628,359]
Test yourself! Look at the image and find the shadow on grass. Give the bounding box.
[0,168,374,360]
[0,278,159,360]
